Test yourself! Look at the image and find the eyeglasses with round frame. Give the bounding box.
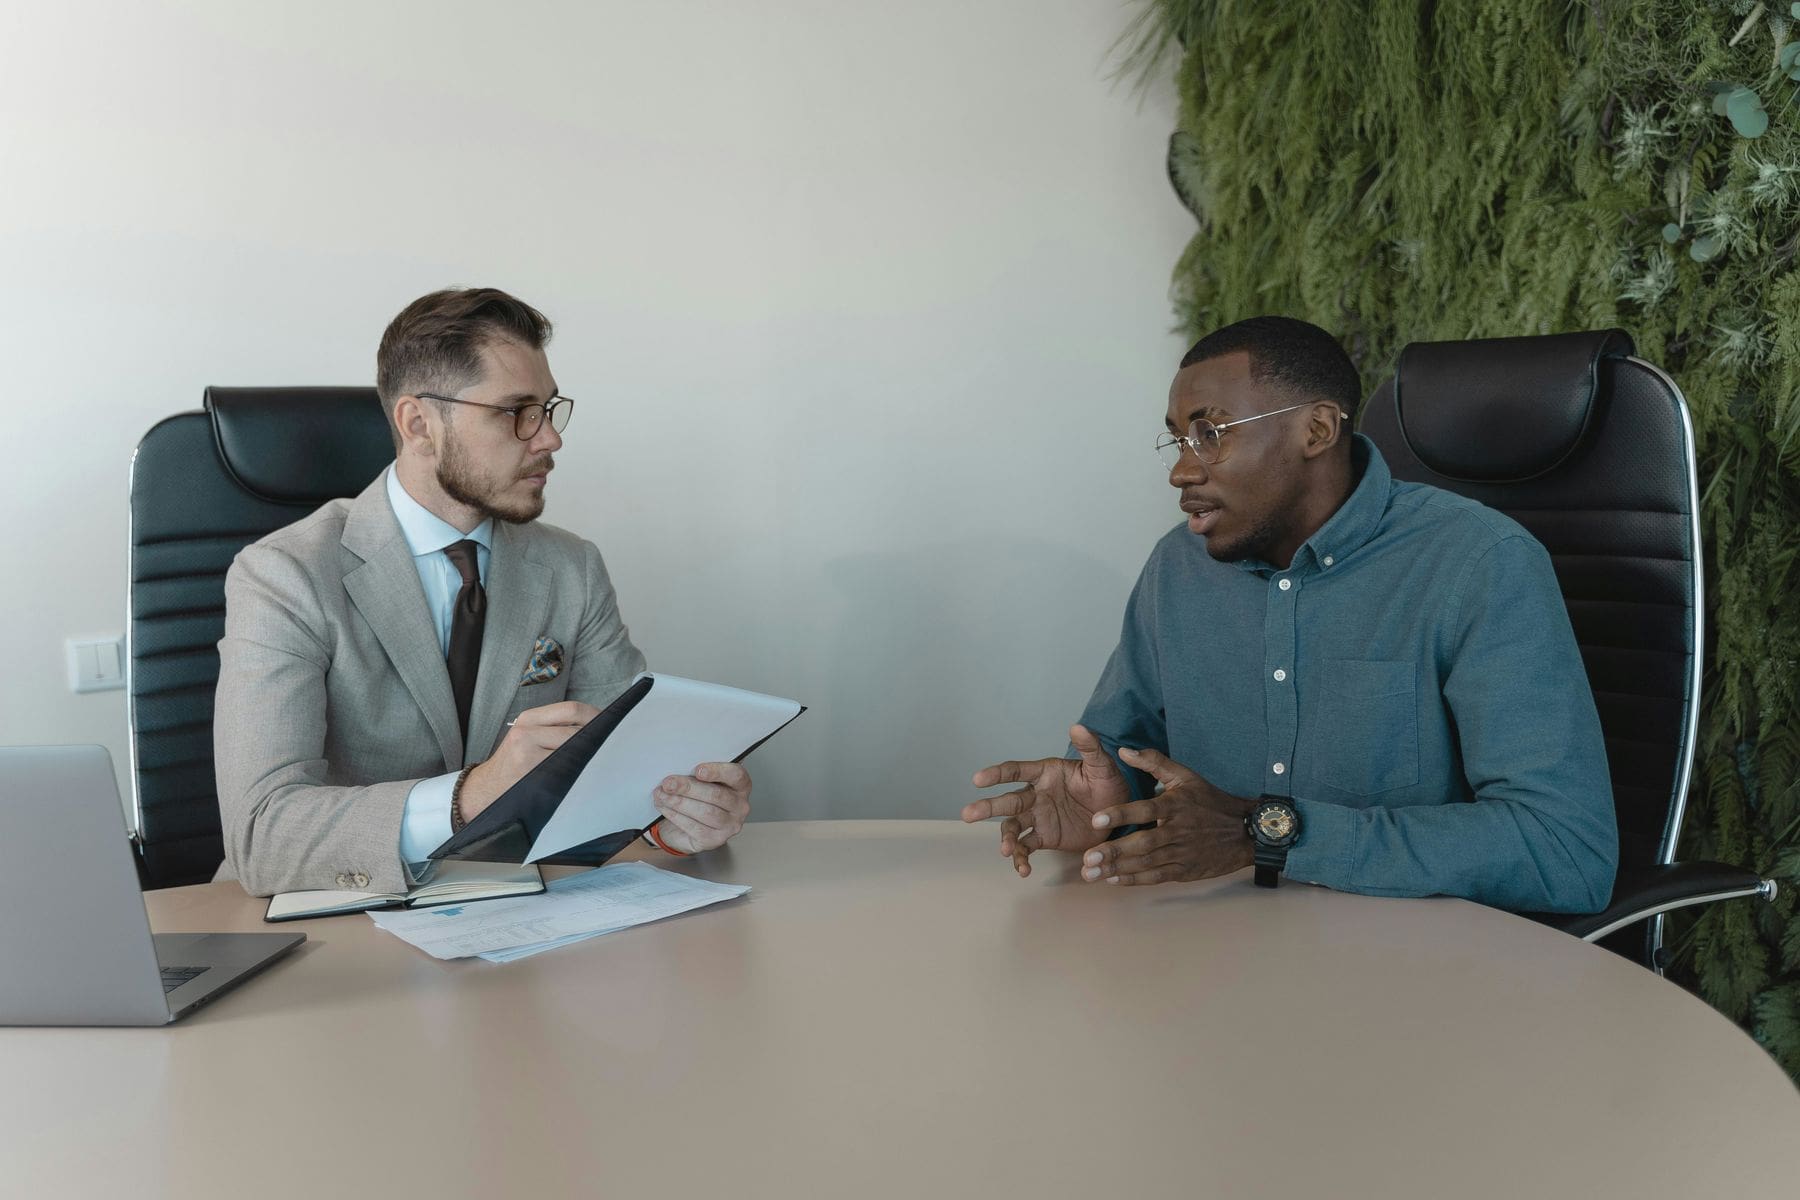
[1155,401,1345,469]
[416,391,575,441]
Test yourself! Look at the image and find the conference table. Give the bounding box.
[4,820,1797,1198]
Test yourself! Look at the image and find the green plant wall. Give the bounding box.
[1124,0,1800,1079]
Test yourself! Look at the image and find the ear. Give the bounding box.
[1300,401,1345,462]
[392,395,440,460]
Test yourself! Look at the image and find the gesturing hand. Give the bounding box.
[962,724,1132,877]
[1078,746,1257,886]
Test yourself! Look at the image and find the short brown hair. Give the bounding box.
[375,287,553,451]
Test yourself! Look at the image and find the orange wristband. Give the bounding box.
[647,822,690,857]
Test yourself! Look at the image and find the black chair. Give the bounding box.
[1360,329,1775,971]
[127,388,393,889]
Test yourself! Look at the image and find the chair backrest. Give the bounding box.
[127,387,392,888]
[1360,331,1701,950]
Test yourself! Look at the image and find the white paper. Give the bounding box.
[367,862,750,961]
[476,928,616,963]
[525,673,801,863]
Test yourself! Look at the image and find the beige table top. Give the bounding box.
[2,820,1795,1199]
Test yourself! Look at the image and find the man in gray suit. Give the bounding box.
[214,287,751,897]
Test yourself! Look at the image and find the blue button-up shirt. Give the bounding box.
[1078,435,1618,913]
[386,466,493,866]
[386,466,494,655]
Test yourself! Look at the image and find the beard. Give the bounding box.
[436,428,550,526]
[1201,508,1287,564]
[1198,467,1310,565]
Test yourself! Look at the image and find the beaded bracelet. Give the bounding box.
[450,765,477,832]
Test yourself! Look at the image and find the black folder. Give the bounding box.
[428,675,805,867]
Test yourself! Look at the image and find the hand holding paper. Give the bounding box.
[651,759,752,853]
[429,673,804,867]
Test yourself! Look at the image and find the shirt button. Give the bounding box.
[1323,555,1335,567]
[1273,669,1287,682]
[1272,762,1286,775]
[1278,578,1292,591]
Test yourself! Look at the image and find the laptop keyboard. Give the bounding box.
[160,965,208,993]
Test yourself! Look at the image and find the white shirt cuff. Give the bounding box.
[399,770,459,869]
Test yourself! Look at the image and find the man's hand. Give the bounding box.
[458,701,599,822]
[1078,746,1257,885]
[962,724,1132,877]
[651,762,751,854]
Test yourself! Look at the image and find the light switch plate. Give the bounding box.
[67,635,125,693]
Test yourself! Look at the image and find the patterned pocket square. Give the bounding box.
[519,636,564,685]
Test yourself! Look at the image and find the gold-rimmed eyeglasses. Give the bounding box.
[1155,402,1343,469]
[417,391,574,441]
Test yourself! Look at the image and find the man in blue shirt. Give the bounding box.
[962,316,1617,913]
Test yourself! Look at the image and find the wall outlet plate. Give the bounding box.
[67,635,125,693]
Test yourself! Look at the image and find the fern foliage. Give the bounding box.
[1127,0,1800,1079]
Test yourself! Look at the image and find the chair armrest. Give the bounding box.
[1528,862,1776,941]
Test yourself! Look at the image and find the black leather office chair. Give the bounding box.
[1360,329,1775,970]
[127,388,393,889]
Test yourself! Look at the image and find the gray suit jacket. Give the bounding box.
[212,475,646,896]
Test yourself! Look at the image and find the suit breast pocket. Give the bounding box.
[1315,659,1419,795]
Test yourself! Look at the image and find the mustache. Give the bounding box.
[521,456,555,477]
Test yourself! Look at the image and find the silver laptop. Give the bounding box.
[0,745,303,1025]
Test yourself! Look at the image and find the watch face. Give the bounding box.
[1253,803,1298,847]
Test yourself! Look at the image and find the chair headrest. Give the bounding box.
[205,387,394,504]
[1393,329,1635,482]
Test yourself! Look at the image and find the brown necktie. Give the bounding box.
[443,540,486,746]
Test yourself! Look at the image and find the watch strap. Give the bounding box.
[1253,840,1288,888]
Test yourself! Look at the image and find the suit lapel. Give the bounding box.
[466,520,552,762]
[340,478,464,769]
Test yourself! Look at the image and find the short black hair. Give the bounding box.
[1180,315,1361,425]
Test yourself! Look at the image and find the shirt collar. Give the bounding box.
[1229,433,1391,576]
[384,466,494,559]
[1294,433,1390,573]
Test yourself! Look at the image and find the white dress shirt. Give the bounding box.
[385,466,495,866]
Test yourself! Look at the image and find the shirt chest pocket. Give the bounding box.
[1314,659,1419,795]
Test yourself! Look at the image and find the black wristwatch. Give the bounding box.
[1244,796,1302,888]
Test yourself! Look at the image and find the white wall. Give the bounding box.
[0,0,1193,822]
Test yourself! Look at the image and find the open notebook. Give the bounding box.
[263,859,545,922]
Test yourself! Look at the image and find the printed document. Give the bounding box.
[368,862,749,961]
